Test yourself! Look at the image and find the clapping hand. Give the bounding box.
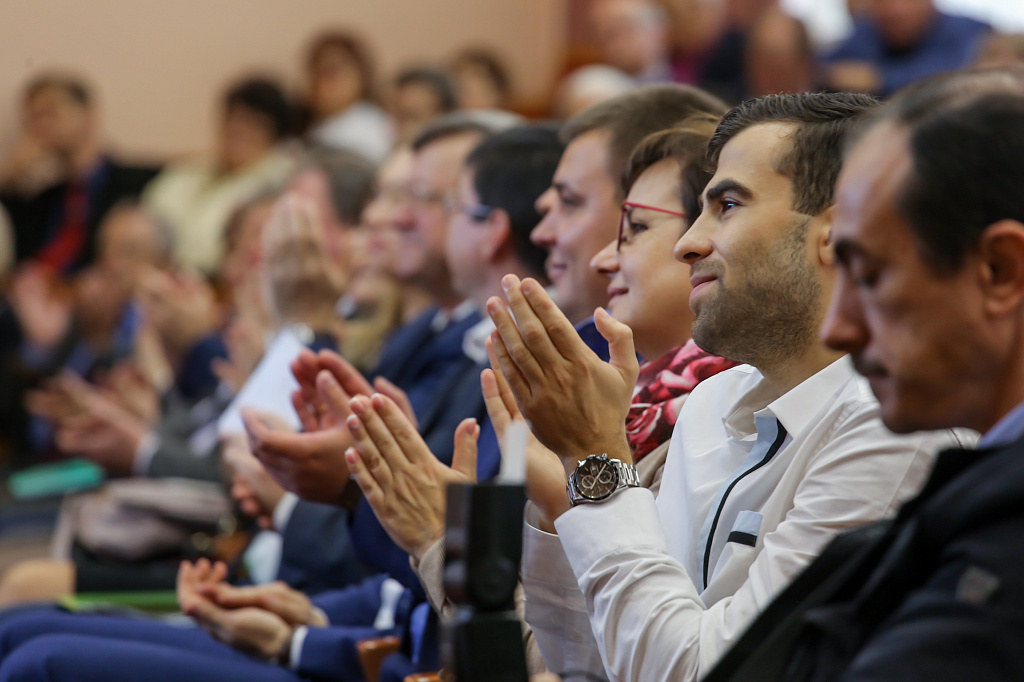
[343,393,479,561]
[486,274,637,466]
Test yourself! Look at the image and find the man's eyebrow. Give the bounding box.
[703,179,753,205]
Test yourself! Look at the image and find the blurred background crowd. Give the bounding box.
[0,0,1023,605]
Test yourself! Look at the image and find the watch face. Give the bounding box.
[574,456,619,501]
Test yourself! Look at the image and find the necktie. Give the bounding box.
[37,180,88,273]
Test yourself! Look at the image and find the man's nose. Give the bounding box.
[820,279,869,355]
[674,213,711,265]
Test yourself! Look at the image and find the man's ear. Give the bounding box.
[979,220,1024,318]
[814,205,836,267]
[483,208,511,263]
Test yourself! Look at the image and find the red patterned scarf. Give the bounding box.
[626,339,738,461]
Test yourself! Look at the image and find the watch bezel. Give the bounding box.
[571,454,620,501]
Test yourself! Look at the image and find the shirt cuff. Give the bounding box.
[272,492,300,533]
[289,625,309,670]
[521,502,580,598]
[411,537,448,615]
[554,487,668,579]
[132,432,160,477]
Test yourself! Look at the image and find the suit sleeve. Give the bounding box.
[277,499,368,594]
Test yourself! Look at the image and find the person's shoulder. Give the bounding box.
[938,11,991,35]
[104,159,162,195]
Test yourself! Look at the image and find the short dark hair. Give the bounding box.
[409,110,518,152]
[306,30,376,102]
[395,67,458,113]
[301,146,378,225]
[879,67,1024,273]
[224,76,293,141]
[623,113,721,225]
[464,124,564,280]
[24,72,92,107]
[561,84,728,200]
[451,47,513,102]
[707,92,879,216]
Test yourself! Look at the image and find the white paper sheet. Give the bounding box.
[216,326,307,437]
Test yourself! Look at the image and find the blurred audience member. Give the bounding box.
[288,146,376,262]
[975,33,1024,68]
[823,0,990,96]
[304,30,393,163]
[0,73,159,274]
[10,204,175,457]
[697,0,789,104]
[335,147,417,373]
[143,76,295,274]
[589,0,675,84]
[552,65,636,119]
[450,47,514,111]
[745,5,813,96]
[390,67,457,143]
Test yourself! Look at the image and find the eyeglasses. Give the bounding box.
[398,186,451,210]
[618,201,686,251]
[448,202,494,222]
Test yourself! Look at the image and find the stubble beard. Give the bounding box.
[691,219,822,369]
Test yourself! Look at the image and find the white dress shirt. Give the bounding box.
[524,357,974,682]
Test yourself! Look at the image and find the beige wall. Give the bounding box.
[0,0,567,160]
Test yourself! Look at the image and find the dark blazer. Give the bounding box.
[371,306,482,420]
[1,158,160,271]
[706,437,1024,682]
[276,500,369,595]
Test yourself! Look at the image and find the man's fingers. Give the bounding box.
[291,390,320,433]
[487,330,532,406]
[520,278,585,358]
[487,295,542,389]
[594,307,640,386]
[369,393,429,466]
[206,583,265,609]
[316,370,352,423]
[373,376,417,427]
[481,369,512,437]
[345,399,396,489]
[451,418,480,481]
[317,350,374,398]
[486,338,524,420]
[344,446,386,507]
[500,275,564,366]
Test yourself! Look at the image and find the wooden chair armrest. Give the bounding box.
[357,635,402,682]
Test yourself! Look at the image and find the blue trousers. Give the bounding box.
[0,608,300,682]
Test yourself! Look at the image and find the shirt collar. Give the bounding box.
[430,299,476,333]
[462,316,495,365]
[980,398,1024,449]
[722,355,857,441]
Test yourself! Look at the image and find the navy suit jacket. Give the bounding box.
[277,501,370,596]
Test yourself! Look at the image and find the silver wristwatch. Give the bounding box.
[567,454,640,506]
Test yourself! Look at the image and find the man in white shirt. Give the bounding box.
[486,91,974,682]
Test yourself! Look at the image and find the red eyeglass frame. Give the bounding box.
[617,201,687,251]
